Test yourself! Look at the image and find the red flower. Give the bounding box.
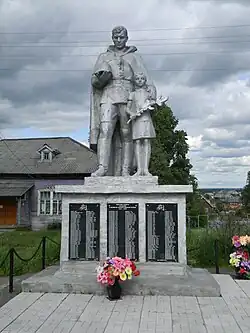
[242,251,249,260]
[240,268,247,274]
[134,270,140,276]
[131,262,136,271]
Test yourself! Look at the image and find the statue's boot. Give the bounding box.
[91,165,106,177]
[91,138,110,177]
[132,170,143,177]
[144,170,153,176]
[121,168,130,177]
[121,141,132,176]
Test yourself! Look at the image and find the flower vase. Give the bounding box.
[107,278,121,300]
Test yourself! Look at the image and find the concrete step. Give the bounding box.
[21,261,221,297]
[0,226,15,233]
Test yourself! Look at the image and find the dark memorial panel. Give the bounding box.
[107,203,139,260]
[69,203,100,260]
[146,203,178,262]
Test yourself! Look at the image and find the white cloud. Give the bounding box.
[1,0,250,187]
[187,135,203,151]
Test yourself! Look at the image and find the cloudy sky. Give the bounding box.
[1,0,250,188]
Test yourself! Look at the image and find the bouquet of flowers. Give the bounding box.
[96,256,140,286]
[127,96,169,124]
[229,235,250,279]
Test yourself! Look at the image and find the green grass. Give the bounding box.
[0,230,61,276]
[1,217,249,276]
[187,222,250,268]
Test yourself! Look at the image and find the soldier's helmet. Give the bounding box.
[94,61,113,89]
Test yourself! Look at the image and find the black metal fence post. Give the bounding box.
[214,239,220,274]
[9,248,14,293]
[42,237,46,270]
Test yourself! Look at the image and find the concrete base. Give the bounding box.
[21,262,221,297]
[56,182,193,264]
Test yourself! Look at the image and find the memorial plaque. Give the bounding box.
[146,203,178,262]
[69,203,100,260]
[107,203,139,260]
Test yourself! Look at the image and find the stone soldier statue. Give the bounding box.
[89,26,156,177]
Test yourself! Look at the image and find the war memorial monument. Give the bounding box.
[22,26,220,296]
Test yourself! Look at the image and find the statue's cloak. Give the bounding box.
[89,45,156,175]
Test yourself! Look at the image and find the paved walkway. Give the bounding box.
[0,274,250,332]
[0,274,34,308]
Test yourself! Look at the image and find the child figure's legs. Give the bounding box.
[143,139,152,176]
[133,138,152,176]
[133,139,143,176]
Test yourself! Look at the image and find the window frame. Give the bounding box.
[41,150,52,162]
[37,190,62,216]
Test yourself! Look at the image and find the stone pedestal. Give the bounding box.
[21,176,221,297]
[55,176,193,265]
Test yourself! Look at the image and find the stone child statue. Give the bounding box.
[89,26,156,177]
[126,73,156,176]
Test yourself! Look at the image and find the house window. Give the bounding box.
[41,150,52,162]
[53,192,62,215]
[43,152,50,160]
[39,191,51,215]
[38,190,62,215]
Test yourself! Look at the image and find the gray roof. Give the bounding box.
[0,179,34,196]
[0,137,97,175]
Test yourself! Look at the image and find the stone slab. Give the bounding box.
[1,293,67,333]
[84,176,159,186]
[21,262,221,297]
[0,292,42,331]
[236,280,250,298]
[213,274,248,298]
[55,184,193,194]
[2,291,250,333]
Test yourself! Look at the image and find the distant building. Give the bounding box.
[206,189,242,211]
[0,137,97,230]
[200,194,217,214]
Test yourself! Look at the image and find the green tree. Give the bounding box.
[242,171,250,211]
[149,104,192,185]
[215,200,224,212]
[149,103,206,224]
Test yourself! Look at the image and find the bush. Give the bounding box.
[187,215,250,267]
[15,226,32,231]
[47,222,61,230]
[0,230,61,276]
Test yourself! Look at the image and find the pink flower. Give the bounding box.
[108,278,115,286]
[124,258,132,267]
[232,235,243,248]
[97,274,103,283]
[97,271,109,284]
